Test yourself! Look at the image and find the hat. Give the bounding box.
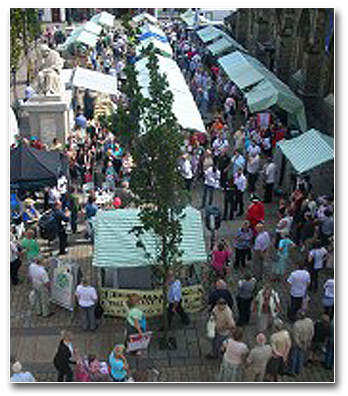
[250,194,260,202]
[12,361,22,373]
[217,298,227,305]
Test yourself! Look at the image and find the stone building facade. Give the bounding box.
[225,8,334,135]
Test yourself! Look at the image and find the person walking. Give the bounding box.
[210,239,231,280]
[208,279,234,312]
[222,176,235,221]
[286,310,314,377]
[28,256,53,318]
[53,330,77,382]
[252,223,271,281]
[307,241,328,293]
[234,168,247,217]
[246,151,260,194]
[206,298,236,359]
[10,234,22,285]
[108,345,129,382]
[273,232,295,282]
[218,327,249,382]
[265,319,291,382]
[244,333,272,382]
[287,263,311,322]
[234,220,253,270]
[125,294,146,340]
[201,164,220,208]
[253,283,281,332]
[236,274,256,326]
[263,158,277,203]
[75,278,98,331]
[53,200,70,255]
[167,270,190,327]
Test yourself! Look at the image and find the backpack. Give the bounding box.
[38,210,58,241]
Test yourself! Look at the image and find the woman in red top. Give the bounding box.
[211,239,231,279]
[246,196,265,235]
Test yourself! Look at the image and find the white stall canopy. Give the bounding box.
[135,54,206,133]
[91,11,115,28]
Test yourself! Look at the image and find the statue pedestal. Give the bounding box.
[21,90,72,146]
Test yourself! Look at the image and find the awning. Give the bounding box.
[277,129,334,174]
[207,35,246,56]
[135,54,206,133]
[136,37,173,57]
[83,20,102,36]
[180,9,211,28]
[91,11,115,28]
[63,26,99,48]
[10,107,19,146]
[93,207,208,268]
[196,25,223,43]
[71,67,119,96]
[139,24,168,42]
[218,51,307,131]
[132,12,158,25]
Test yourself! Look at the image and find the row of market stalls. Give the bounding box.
[88,13,207,316]
[194,24,307,132]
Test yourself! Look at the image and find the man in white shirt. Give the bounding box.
[167,270,190,327]
[246,152,260,193]
[263,158,277,203]
[201,165,220,208]
[287,263,311,322]
[75,279,98,331]
[179,153,193,192]
[253,222,271,281]
[28,257,53,317]
[234,168,247,216]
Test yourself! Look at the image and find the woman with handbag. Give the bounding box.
[206,298,236,359]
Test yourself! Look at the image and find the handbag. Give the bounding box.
[29,290,36,305]
[94,300,104,319]
[126,331,152,353]
[206,315,216,339]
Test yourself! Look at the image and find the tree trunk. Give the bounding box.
[161,235,169,344]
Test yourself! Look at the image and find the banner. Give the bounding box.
[50,262,78,311]
[99,284,204,317]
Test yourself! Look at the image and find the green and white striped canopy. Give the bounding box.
[277,129,334,174]
[93,206,208,268]
[196,25,223,42]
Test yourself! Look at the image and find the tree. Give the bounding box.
[10,8,41,98]
[129,50,188,347]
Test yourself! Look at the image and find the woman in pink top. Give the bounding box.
[211,239,231,279]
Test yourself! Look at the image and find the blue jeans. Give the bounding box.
[202,185,214,208]
[288,345,304,375]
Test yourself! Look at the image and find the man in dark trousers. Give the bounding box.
[222,176,235,221]
[167,270,190,327]
[208,279,234,312]
[53,200,70,255]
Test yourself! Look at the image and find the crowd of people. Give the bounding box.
[10,13,334,383]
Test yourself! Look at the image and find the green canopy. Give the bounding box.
[207,35,246,56]
[92,207,208,268]
[132,12,158,25]
[218,51,307,131]
[62,26,99,48]
[83,20,102,35]
[181,9,210,27]
[196,25,223,42]
[277,129,334,174]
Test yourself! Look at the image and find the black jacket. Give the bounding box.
[53,340,74,372]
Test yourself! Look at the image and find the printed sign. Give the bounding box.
[99,284,204,317]
[50,263,77,311]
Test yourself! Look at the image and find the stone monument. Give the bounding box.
[21,44,72,146]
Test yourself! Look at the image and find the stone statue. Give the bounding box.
[36,44,65,95]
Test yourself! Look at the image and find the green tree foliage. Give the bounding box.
[129,50,188,343]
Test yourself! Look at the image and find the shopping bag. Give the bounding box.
[29,290,36,306]
[206,315,216,339]
[126,331,152,353]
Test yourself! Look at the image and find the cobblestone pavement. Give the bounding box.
[10,182,334,383]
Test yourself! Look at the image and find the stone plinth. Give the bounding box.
[21,90,72,146]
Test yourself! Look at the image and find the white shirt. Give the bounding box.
[323,279,334,298]
[264,162,277,184]
[247,155,260,174]
[180,158,193,180]
[10,240,19,263]
[287,269,311,298]
[309,247,328,270]
[204,167,220,189]
[49,187,61,204]
[57,176,68,195]
[168,280,182,303]
[248,144,261,157]
[75,285,98,308]
[234,173,247,192]
[212,138,228,157]
[29,263,49,286]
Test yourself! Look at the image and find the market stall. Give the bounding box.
[275,128,334,196]
[218,51,307,132]
[92,206,207,317]
[135,54,206,133]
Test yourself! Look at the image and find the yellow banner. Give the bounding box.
[99,284,204,317]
